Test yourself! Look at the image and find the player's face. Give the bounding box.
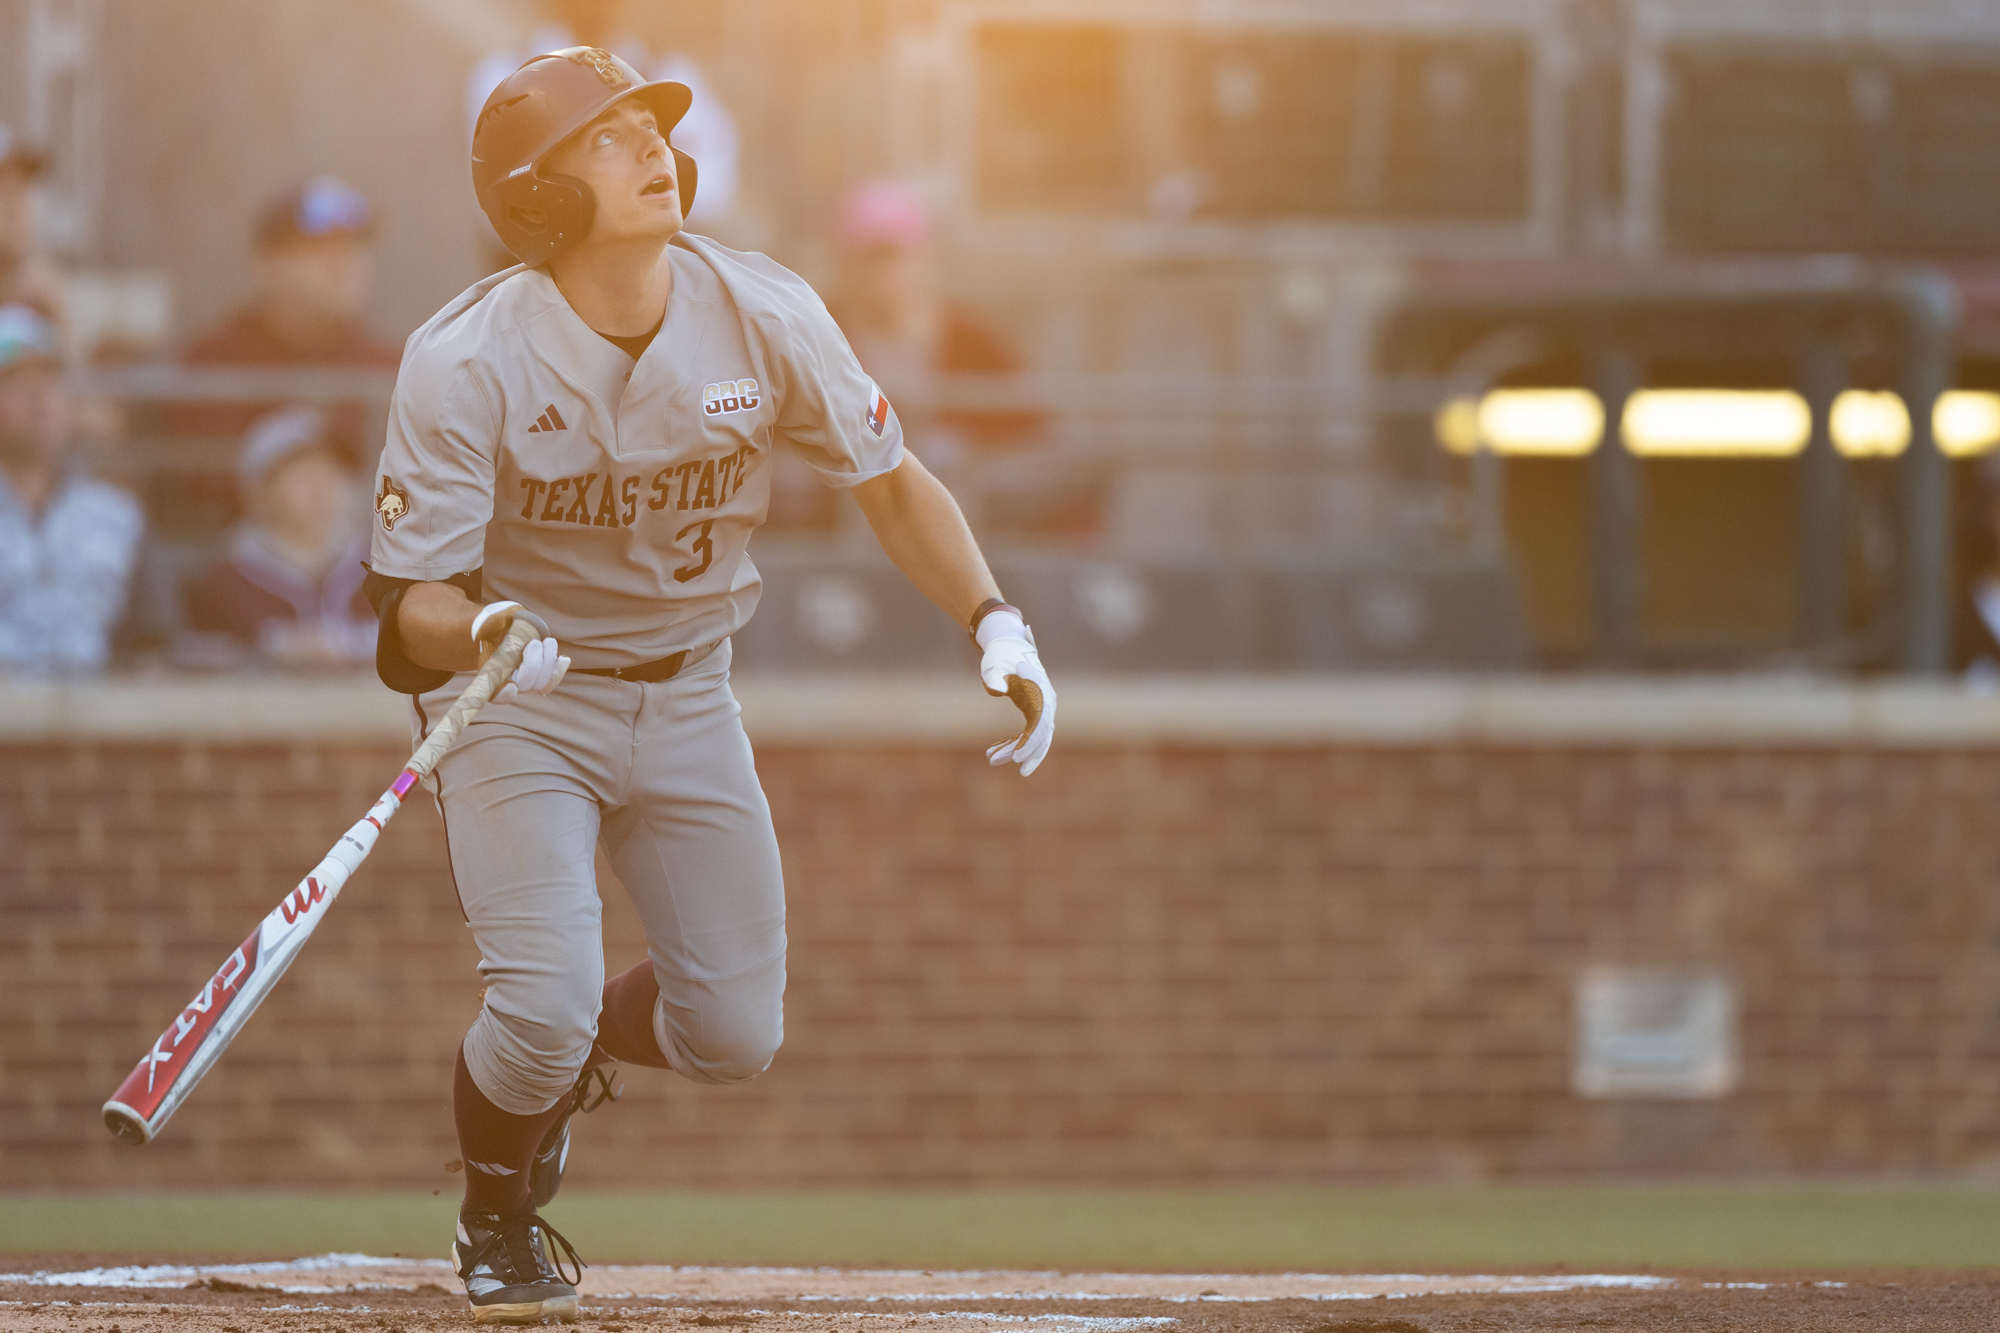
[548,99,682,247]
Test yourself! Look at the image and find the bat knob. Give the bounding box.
[103,1102,152,1146]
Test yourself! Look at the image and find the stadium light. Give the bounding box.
[1830,390,1910,457]
[1434,397,1481,455]
[1936,390,2000,457]
[1429,387,1990,460]
[1432,388,1604,456]
[1621,390,1812,457]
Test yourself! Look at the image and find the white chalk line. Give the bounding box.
[0,1298,397,1314]
[587,1296,1182,1324]
[0,1298,1174,1328]
[0,1254,1677,1303]
[0,1252,443,1291]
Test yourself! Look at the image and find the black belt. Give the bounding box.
[574,642,713,683]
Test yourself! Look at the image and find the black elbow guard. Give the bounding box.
[361,566,483,696]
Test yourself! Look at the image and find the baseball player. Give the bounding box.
[363,48,1055,1325]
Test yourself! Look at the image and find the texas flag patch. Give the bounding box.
[865,382,891,437]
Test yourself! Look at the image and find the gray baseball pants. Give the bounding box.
[414,640,786,1116]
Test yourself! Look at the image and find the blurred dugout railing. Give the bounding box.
[76,268,1992,680]
[80,363,1527,675]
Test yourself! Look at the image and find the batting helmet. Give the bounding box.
[472,46,698,266]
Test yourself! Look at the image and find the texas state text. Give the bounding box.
[514,444,755,528]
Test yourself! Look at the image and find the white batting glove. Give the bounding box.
[976,607,1056,776]
[470,600,571,704]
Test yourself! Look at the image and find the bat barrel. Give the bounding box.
[98,790,401,1146]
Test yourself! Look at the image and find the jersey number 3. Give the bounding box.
[674,520,715,584]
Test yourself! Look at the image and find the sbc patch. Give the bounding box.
[376,476,410,531]
[704,379,760,418]
[866,383,890,437]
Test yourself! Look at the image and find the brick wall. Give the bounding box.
[5,739,1999,1190]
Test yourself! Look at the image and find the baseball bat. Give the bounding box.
[101,619,539,1146]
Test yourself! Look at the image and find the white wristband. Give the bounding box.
[470,600,551,644]
[974,608,1029,651]
[469,600,521,646]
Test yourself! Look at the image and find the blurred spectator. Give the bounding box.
[165,176,400,450]
[0,305,144,675]
[829,179,1041,462]
[467,0,740,226]
[0,125,65,329]
[814,180,1085,535]
[180,405,376,669]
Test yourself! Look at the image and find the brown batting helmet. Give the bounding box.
[472,46,697,265]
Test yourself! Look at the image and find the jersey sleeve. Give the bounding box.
[770,298,906,488]
[368,359,500,580]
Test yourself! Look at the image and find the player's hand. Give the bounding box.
[976,607,1056,776]
[471,600,571,703]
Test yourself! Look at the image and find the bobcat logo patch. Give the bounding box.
[376,476,411,531]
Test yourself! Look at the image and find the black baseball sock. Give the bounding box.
[590,960,672,1068]
[453,1045,566,1216]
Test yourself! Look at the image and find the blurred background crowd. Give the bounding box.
[8,0,2000,680]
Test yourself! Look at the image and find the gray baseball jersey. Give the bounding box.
[377,235,902,1115]
[370,233,904,667]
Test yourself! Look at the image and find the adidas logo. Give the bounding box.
[465,1159,519,1176]
[527,404,569,434]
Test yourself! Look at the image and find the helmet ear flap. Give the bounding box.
[538,171,596,257]
[491,170,594,266]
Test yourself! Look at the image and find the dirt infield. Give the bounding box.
[3,1256,1997,1330]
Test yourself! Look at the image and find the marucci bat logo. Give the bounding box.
[279,877,329,926]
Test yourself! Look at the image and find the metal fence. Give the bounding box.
[75,361,1527,674]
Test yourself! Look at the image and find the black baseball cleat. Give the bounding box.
[529,1063,621,1208]
[452,1207,585,1324]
